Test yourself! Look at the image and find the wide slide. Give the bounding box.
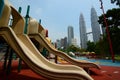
[28,18,100,69]
[0,0,93,79]
[0,27,93,80]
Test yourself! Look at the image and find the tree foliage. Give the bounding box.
[86,38,110,58]
[86,41,95,52]
[111,0,120,7]
[98,8,120,55]
[66,45,80,53]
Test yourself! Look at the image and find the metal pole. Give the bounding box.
[6,48,13,75]
[3,46,9,70]
[0,0,4,18]
[99,0,115,62]
[24,5,30,34]
[39,19,41,24]
[18,7,22,72]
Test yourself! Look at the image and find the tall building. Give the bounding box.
[68,26,74,46]
[60,37,67,49]
[91,7,101,43]
[71,38,77,47]
[56,39,61,49]
[79,13,87,49]
[63,37,67,49]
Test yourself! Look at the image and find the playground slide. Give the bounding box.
[0,27,93,80]
[29,33,100,69]
[0,0,93,79]
[28,19,100,69]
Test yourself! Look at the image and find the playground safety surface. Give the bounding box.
[0,60,120,80]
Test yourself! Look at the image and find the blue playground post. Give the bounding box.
[24,5,30,34]
[6,48,14,75]
[39,19,41,24]
[18,7,22,13]
[17,7,22,72]
[0,0,4,18]
[41,48,48,58]
[3,46,9,70]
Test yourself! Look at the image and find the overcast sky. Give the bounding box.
[9,0,118,46]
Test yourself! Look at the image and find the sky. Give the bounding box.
[9,0,118,47]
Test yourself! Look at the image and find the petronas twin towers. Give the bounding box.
[79,13,87,49]
[79,7,101,49]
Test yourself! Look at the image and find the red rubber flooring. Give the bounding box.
[0,60,120,80]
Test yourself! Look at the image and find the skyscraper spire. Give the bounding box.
[79,13,87,49]
[91,7,101,43]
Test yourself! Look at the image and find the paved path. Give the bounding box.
[0,60,120,80]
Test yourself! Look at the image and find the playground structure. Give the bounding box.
[28,18,100,69]
[0,0,100,79]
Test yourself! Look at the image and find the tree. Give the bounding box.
[111,0,120,7]
[66,45,79,53]
[97,35,110,57]
[86,41,95,52]
[98,8,120,55]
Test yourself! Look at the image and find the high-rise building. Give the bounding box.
[56,39,61,49]
[56,37,67,49]
[79,13,87,49]
[91,7,101,43]
[68,26,74,46]
[63,37,67,49]
[60,37,67,49]
[71,38,77,47]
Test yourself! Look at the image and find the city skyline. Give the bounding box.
[9,0,118,46]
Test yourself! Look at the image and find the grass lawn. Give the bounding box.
[115,55,120,61]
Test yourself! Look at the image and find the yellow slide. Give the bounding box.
[0,0,93,80]
[0,27,93,80]
[28,18,100,69]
